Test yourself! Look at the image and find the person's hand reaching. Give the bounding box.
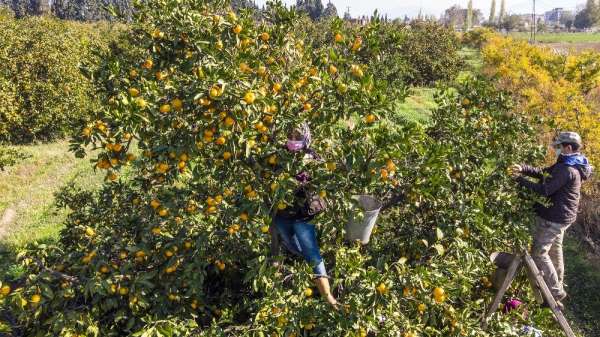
[507,164,522,178]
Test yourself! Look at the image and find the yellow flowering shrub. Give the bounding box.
[482,35,600,171]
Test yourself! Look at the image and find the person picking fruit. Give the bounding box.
[270,122,337,307]
[509,131,593,308]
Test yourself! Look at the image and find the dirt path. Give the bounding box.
[0,141,103,246]
[0,207,16,239]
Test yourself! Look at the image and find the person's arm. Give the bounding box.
[519,164,547,180]
[381,191,405,212]
[517,165,571,197]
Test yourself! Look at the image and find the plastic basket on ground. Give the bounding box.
[345,195,382,244]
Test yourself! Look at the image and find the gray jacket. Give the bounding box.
[517,154,593,225]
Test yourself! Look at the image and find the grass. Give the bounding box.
[509,32,600,44]
[393,87,436,123]
[393,47,483,124]
[0,141,103,249]
[457,47,484,83]
[459,47,484,72]
[564,236,600,337]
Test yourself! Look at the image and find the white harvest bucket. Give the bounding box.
[345,195,382,244]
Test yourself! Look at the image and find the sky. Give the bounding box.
[254,0,584,19]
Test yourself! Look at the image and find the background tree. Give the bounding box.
[575,0,599,29]
[321,0,337,18]
[500,13,521,31]
[8,0,27,17]
[8,0,257,20]
[443,5,482,29]
[489,0,496,25]
[472,9,483,26]
[466,0,473,30]
[536,17,547,32]
[295,0,323,20]
[498,0,505,25]
[442,5,464,29]
[560,11,575,31]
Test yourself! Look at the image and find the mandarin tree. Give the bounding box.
[0,14,120,143]
[2,0,409,334]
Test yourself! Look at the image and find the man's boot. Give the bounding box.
[313,277,338,308]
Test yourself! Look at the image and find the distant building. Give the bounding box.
[544,8,572,26]
[517,13,545,28]
[345,14,371,25]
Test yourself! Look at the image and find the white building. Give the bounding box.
[544,8,572,26]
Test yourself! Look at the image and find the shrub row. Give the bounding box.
[305,18,463,87]
[0,8,461,146]
[0,10,119,143]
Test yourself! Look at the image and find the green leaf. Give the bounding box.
[436,228,444,241]
[433,244,445,256]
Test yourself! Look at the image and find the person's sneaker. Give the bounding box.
[555,300,565,311]
[556,290,567,301]
[542,299,564,311]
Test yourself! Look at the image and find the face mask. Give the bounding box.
[286,140,305,152]
[554,147,562,157]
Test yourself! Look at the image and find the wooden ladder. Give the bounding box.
[480,252,575,337]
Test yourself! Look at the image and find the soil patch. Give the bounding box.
[0,208,16,239]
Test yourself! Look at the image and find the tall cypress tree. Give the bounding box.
[588,0,600,26]
[489,0,496,24]
[498,0,505,24]
[322,1,337,18]
[466,0,473,30]
[295,0,324,20]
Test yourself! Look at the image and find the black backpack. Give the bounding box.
[278,184,327,220]
[298,186,327,218]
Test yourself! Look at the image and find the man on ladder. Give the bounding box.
[509,132,593,308]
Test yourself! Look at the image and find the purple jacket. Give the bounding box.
[517,154,593,225]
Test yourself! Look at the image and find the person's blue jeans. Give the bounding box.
[273,216,327,278]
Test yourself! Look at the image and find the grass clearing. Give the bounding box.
[459,47,483,72]
[392,48,483,124]
[457,47,484,82]
[393,87,436,123]
[564,236,600,337]
[0,141,103,249]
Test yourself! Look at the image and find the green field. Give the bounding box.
[564,237,600,337]
[509,32,600,43]
[393,48,482,124]
[393,87,436,123]
[0,141,102,249]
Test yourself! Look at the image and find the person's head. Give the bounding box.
[286,123,311,152]
[552,132,582,156]
[287,128,304,141]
